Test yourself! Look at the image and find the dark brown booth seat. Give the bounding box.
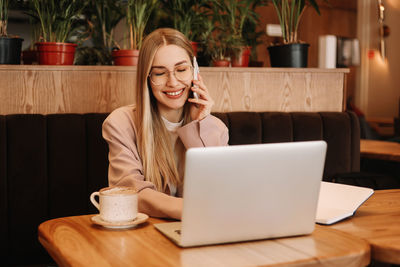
[0,111,360,266]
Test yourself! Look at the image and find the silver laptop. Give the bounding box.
[154,141,327,247]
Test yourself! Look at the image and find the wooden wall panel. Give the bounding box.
[0,66,348,115]
[0,66,136,114]
[202,69,346,112]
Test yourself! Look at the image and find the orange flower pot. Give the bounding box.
[112,49,139,66]
[231,47,251,67]
[191,41,198,57]
[212,60,230,67]
[36,42,77,65]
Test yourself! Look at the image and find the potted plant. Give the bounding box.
[0,0,23,64]
[26,0,86,65]
[199,2,232,67]
[268,0,327,67]
[161,0,210,57]
[75,0,125,65]
[215,0,266,67]
[242,5,266,67]
[112,0,158,66]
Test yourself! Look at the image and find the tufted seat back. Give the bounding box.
[213,111,360,179]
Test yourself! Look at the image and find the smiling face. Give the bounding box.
[149,44,192,122]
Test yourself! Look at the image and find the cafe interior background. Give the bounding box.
[2,1,400,266]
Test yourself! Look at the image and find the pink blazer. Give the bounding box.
[102,105,229,196]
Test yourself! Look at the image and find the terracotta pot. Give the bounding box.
[190,41,198,57]
[22,49,38,65]
[35,42,77,65]
[112,49,139,66]
[212,60,230,67]
[231,46,251,67]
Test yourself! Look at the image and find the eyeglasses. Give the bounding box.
[149,65,193,86]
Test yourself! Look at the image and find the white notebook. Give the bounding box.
[316,182,374,225]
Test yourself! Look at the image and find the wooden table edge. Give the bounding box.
[38,220,72,267]
[360,139,400,162]
[327,189,400,265]
[38,215,372,267]
[317,227,371,266]
[360,152,399,162]
[373,245,400,265]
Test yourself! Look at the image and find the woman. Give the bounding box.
[102,28,228,220]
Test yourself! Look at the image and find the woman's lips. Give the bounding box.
[164,89,184,98]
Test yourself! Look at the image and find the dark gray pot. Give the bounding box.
[268,43,309,68]
[0,37,24,64]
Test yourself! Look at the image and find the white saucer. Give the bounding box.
[91,213,149,229]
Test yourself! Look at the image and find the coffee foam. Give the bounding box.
[102,187,136,195]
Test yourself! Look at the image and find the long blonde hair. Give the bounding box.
[136,28,194,192]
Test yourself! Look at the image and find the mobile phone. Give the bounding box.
[192,57,200,100]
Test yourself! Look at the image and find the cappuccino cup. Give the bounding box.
[90,186,138,223]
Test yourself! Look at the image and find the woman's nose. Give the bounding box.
[166,71,179,87]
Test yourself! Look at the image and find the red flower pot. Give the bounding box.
[190,41,198,57]
[112,49,139,66]
[213,60,230,67]
[35,42,77,65]
[231,46,251,67]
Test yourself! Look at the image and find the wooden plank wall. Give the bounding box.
[0,66,348,115]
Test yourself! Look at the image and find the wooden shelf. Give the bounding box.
[0,65,349,114]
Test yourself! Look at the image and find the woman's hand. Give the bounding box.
[138,188,183,220]
[188,74,214,121]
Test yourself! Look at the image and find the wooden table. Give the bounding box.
[360,139,400,162]
[327,189,400,265]
[38,216,370,267]
[366,117,395,137]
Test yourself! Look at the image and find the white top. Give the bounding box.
[161,116,184,196]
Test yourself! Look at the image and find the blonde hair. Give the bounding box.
[136,28,194,192]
